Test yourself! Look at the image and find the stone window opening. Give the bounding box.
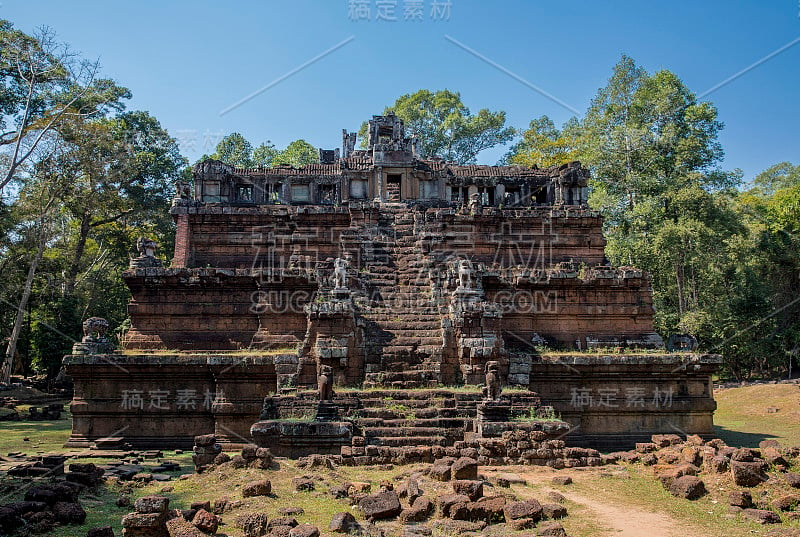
[462,317,482,338]
[505,187,521,207]
[387,174,401,201]
[291,184,310,203]
[477,187,495,206]
[378,125,393,144]
[236,184,254,202]
[318,184,335,205]
[268,182,283,204]
[451,186,469,204]
[533,186,547,205]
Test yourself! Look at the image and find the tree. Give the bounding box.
[0,20,130,193]
[358,89,514,164]
[504,115,580,168]
[1,111,184,381]
[580,55,649,211]
[211,132,252,168]
[1,148,70,383]
[577,55,755,377]
[252,141,278,167]
[272,139,319,167]
[212,136,319,168]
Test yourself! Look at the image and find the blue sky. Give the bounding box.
[4,0,799,180]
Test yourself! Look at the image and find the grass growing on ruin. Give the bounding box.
[119,347,300,356]
[336,385,483,393]
[714,382,800,447]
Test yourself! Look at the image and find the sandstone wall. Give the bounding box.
[64,354,278,448]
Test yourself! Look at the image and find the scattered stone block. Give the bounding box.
[542,503,567,519]
[463,496,505,524]
[451,457,478,480]
[329,512,359,533]
[293,477,315,491]
[759,439,781,450]
[504,498,543,521]
[288,524,319,537]
[166,516,206,536]
[451,480,483,501]
[551,475,572,485]
[742,508,781,524]
[279,507,304,516]
[134,496,170,515]
[669,476,706,500]
[359,491,402,520]
[772,494,800,512]
[731,460,768,487]
[429,461,452,482]
[212,496,230,515]
[729,490,753,508]
[52,501,87,524]
[763,447,788,466]
[537,520,568,536]
[509,517,535,530]
[236,512,269,537]
[242,480,272,498]
[436,494,471,518]
[192,509,218,533]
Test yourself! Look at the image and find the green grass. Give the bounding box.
[714,383,800,447]
[0,406,71,455]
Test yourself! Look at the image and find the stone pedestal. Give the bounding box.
[331,287,351,300]
[71,338,113,355]
[129,255,163,269]
[315,401,341,422]
[250,419,353,457]
[477,401,511,422]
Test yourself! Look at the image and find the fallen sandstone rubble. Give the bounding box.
[3,431,799,536]
[340,429,603,468]
[607,434,800,526]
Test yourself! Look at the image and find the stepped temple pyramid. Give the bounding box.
[65,113,721,456]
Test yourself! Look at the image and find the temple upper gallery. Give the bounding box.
[191,112,588,207]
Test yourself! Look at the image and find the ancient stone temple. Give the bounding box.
[64,113,720,452]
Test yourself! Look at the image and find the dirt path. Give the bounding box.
[556,489,695,537]
[504,468,707,537]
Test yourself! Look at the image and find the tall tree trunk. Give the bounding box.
[64,210,91,296]
[674,260,685,321]
[2,224,47,384]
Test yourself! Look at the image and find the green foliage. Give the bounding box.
[211,136,319,168]
[358,89,514,164]
[211,132,253,168]
[252,141,278,167]
[573,55,798,380]
[504,115,580,168]
[272,139,319,167]
[0,22,187,380]
[0,19,131,192]
[30,295,81,377]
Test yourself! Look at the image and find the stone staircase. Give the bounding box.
[342,388,542,448]
[357,205,447,388]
